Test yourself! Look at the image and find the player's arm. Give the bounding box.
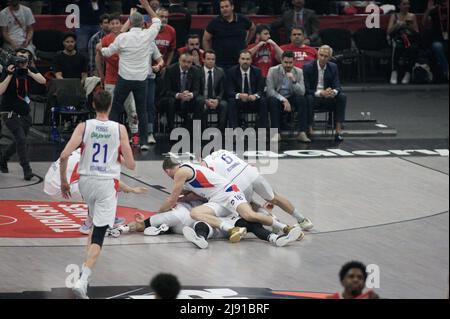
[119,124,136,171]
[159,167,191,213]
[59,123,85,199]
[119,181,148,194]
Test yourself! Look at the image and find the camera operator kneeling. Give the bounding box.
[0,48,46,180]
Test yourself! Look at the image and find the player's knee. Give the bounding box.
[190,209,202,221]
[91,225,108,248]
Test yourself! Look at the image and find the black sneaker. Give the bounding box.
[23,167,33,181]
[334,134,344,143]
[0,154,8,173]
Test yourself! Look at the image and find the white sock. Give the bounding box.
[272,219,287,232]
[220,221,233,232]
[80,264,91,282]
[292,209,305,223]
[268,233,278,244]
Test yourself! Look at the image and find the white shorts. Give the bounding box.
[79,176,118,227]
[232,165,259,200]
[204,188,247,218]
[150,202,196,235]
[244,175,275,202]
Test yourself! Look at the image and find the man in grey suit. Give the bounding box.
[200,50,228,133]
[271,0,320,46]
[267,51,310,143]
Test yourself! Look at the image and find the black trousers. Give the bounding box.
[158,96,204,132]
[110,76,148,145]
[1,114,32,168]
[306,94,347,127]
[268,95,308,132]
[202,100,228,133]
[228,98,269,129]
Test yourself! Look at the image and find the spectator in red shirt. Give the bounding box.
[328,261,380,299]
[177,34,205,67]
[280,26,317,69]
[154,7,176,67]
[247,24,283,78]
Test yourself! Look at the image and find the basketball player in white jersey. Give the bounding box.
[161,158,302,243]
[44,148,147,233]
[202,150,314,232]
[60,90,136,299]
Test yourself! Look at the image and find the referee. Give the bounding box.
[0,48,46,180]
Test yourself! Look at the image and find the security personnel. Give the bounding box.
[0,48,46,180]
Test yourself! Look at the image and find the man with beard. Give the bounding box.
[53,33,88,84]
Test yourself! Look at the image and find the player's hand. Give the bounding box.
[61,182,71,199]
[131,187,148,194]
[134,212,145,223]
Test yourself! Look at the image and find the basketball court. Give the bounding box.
[0,87,448,299]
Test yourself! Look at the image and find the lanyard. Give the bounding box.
[16,77,29,103]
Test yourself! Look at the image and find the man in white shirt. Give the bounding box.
[99,0,161,151]
[0,0,35,56]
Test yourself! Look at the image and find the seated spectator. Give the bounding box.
[247,24,283,79]
[74,0,106,52]
[168,0,191,49]
[154,7,177,67]
[0,0,35,56]
[159,52,203,133]
[53,33,88,84]
[87,13,111,76]
[227,50,268,129]
[150,273,181,299]
[423,0,448,81]
[303,45,346,143]
[328,261,380,299]
[280,26,317,69]
[203,0,256,71]
[267,51,310,143]
[178,34,205,66]
[271,0,320,46]
[387,0,420,85]
[200,49,228,132]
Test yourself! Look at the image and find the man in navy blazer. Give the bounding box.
[226,50,268,129]
[303,45,347,142]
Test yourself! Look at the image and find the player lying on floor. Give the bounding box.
[108,199,303,249]
[160,158,302,243]
[44,148,148,234]
[202,149,314,233]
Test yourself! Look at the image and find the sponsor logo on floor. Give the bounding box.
[0,201,154,238]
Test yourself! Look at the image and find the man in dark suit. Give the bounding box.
[303,45,347,142]
[226,50,268,129]
[168,0,191,49]
[200,50,228,133]
[159,52,203,133]
[271,0,320,46]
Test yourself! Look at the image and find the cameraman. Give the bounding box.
[0,48,45,180]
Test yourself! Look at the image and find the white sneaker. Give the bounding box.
[271,133,281,143]
[275,226,303,247]
[144,224,169,236]
[183,226,208,249]
[79,220,93,235]
[72,279,89,299]
[148,134,156,145]
[299,218,314,231]
[297,132,311,143]
[390,71,398,85]
[401,72,411,84]
[140,144,150,151]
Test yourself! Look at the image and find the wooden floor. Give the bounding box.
[0,155,448,299]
